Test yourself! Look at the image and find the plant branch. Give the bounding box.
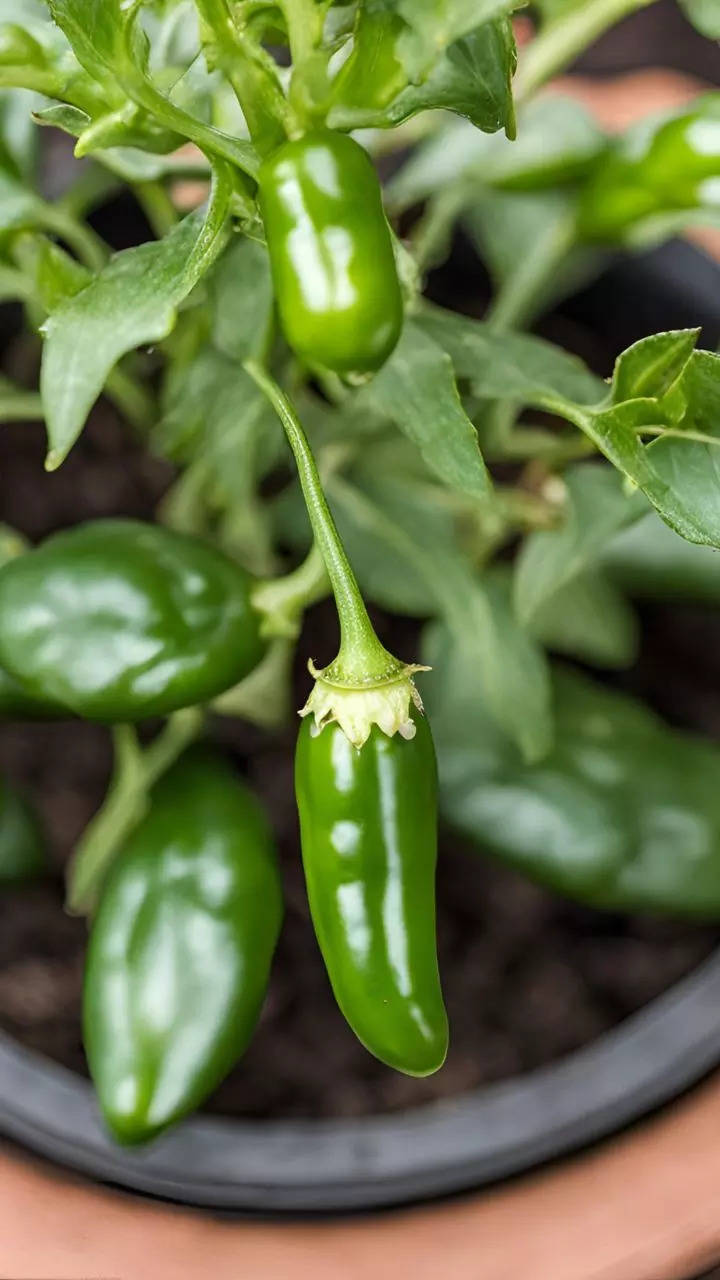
[105,365,157,432]
[279,0,326,67]
[484,211,578,332]
[252,541,329,637]
[66,707,204,917]
[638,425,720,448]
[0,390,44,421]
[195,0,289,152]
[133,180,179,237]
[41,206,108,273]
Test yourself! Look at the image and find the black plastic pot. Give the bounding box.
[1,241,720,1215]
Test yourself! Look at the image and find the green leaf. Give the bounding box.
[157,348,280,491]
[602,509,720,605]
[363,319,490,499]
[679,0,720,38]
[388,94,605,211]
[0,0,70,56]
[464,189,597,330]
[425,624,627,896]
[571,347,720,549]
[420,315,720,553]
[0,775,45,884]
[0,89,39,182]
[13,234,92,312]
[325,475,552,761]
[47,0,145,81]
[427,632,720,915]
[0,169,48,232]
[156,348,281,571]
[570,399,715,546]
[396,0,518,76]
[417,304,605,407]
[676,347,720,433]
[377,18,516,134]
[327,470,466,617]
[88,146,210,184]
[611,330,700,403]
[32,102,90,136]
[514,464,645,623]
[208,236,273,363]
[41,167,232,468]
[454,570,553,763]
[527,569,639,669]
[48,0,258,177]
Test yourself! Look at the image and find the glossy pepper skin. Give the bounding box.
[84,750,283,1144]
[258,130,403,375]
[578,106,720,241]
[0,520,265,722]
[295,710,447,1076]
[0,776,45,883]
[0,665,68,719]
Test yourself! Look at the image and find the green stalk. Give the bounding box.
[115,41,259,179]
[194,0,289,153]
[133,180,179,238]
[0,390,44,422]
[66,707,204,916]
[484,211,578,332]
[515,0,658,104]
[0,265,34,302]
[58,166,122,222]
[279,0,326,68]
[105,365,156,433]
[245,360,396,683]
[252,541,329,637]
[41,206,108,273]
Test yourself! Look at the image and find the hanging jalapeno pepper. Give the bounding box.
[258,129,404,375]
[83,749,283,1144]
[0,519,265,722]
[0,775,45,883]
[295,708,448,1077]
[245,363,448,1076]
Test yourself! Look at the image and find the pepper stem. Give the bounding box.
[66,707,204,917]
[244,360,399,685]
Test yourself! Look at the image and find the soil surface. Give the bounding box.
[0,348,719,1119]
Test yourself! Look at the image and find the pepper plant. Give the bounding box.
[0,0,719,1142]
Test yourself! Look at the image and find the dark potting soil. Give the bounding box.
[0,394,718,1121]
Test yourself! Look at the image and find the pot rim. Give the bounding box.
[2,945,720,1212]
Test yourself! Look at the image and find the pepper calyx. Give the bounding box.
[300,658,429,748]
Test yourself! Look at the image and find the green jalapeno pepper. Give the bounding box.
[0,519,265,722]
[579,102,720,241]
[0,665,68,719]
[83,749,283,1144]
[258,129,403,375]
[0,775,45,883]
[295,709,447,1077]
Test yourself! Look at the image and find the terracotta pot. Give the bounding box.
[4,1071,720,1279]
